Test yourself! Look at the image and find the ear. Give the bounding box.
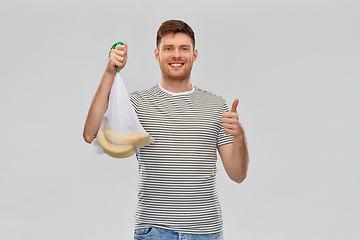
[154,48,160,63]
[193,49,198,62]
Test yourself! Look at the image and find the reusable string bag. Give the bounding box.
[91,42,153,158]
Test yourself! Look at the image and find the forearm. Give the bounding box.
[83,70,116,143]
[225,133,249,183]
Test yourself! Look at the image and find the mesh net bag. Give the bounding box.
[91,42,153,158]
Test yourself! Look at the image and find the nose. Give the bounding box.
[173,49,180,59]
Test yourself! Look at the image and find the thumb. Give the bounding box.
[231,99,239,113]
[115,42,127,51]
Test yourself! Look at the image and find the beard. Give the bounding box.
[159,62,193,82]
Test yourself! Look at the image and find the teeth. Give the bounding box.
[171,63,182,67]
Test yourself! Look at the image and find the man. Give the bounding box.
[83,20,249,240]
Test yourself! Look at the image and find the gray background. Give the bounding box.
[1,0,359,239]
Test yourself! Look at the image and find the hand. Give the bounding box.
[106,42,128,74]
[222,99,244,136]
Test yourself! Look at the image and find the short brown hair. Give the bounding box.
[156,20,195,49]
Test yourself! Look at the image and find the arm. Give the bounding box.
[218,99,249,183]
[83,43,128,143]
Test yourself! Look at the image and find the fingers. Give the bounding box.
[110,51,126,63]
[222,115,241,136]
[222,112,237,119]
[107,42,128,73]
[223,98,240,135]
[231,99,239,113]
[114,42,127,52]
[223,127,238,136]
[110,44,127,58]
[222,114,241,125]
[222,121,240,135]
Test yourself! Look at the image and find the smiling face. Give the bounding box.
[155,32,198,82]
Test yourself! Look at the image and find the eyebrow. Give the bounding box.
[162,44,191,48]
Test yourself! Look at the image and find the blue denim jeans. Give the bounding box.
[134,227,224,240]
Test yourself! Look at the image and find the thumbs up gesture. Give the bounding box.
[222,99,244,136]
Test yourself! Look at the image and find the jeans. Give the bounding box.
[134,227,224,240]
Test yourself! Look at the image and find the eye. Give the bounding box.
[165,47,172,51]
[182,47,188,51]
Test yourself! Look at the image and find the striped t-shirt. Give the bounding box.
[130,84,233,234]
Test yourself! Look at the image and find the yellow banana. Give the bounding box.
[97,124,135,158]
[134,137,154,148]
[104,122,152,148]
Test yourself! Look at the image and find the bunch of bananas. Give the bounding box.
[97,121,153,158]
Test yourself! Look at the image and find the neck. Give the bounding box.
[160,76,192,93]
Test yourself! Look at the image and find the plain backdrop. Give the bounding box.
[1,0,359,239]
